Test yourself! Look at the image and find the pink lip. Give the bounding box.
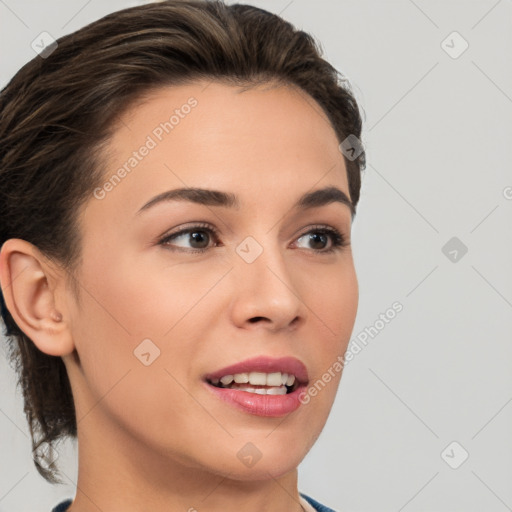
[203,356,309,418]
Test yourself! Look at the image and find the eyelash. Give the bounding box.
[158,222,349,255]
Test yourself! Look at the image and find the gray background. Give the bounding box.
[1,0,511,511]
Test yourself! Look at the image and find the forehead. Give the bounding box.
[86,80,349,221]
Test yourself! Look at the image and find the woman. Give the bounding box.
[0,1,366,511]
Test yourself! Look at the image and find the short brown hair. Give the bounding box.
[0,0,366,483]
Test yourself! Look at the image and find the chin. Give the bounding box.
[221,456,303,482]
[179,435,310,482]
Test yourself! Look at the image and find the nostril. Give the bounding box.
[248,317,266,323]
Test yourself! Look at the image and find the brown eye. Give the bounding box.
[159,225,217,252]
[295,227,348,254]
[302,232,329,250]
[160,226,216,251]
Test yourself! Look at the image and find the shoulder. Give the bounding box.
[300,492,339,512]
[51,498,73,512]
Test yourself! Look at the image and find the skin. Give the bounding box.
[0,80,358,512]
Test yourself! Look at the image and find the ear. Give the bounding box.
[0,238,75,356]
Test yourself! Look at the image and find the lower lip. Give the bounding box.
[205,382,306,417]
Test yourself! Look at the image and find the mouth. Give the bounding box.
[206,371,301,395]
[203,356,309,417]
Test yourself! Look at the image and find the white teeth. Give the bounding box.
[214,371,297,388]
[266,372,282,386]
[248,371,267,385]
[244,371,296,386]
[266,386,287,395]
[220,375,234,385]
[236,386,288,395]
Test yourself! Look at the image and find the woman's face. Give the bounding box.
[63,80,358,480]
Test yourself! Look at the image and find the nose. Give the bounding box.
[228,235,306,333]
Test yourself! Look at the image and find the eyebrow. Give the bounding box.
[136,185,355,217]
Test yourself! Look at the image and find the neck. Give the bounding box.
[66,416,305,512]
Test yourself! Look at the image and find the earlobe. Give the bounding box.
[0,238,75,356]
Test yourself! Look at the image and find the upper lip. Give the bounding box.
[204,356,309,385]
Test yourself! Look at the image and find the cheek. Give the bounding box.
[75,245,226,340]
[68,281,209,456]
[292,261,357,413]
[68,250,222,419]
[308,261,358,351]
[132,252,240,335]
